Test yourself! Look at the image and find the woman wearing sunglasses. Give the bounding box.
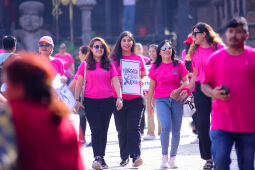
[75,37,122,170]
[110,31,147,168]
[38,36,64,76]
[146,40,189,169]
[180,23,224,170]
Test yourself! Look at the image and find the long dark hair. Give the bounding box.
[87,37,111,71]
[187,22,224,60]
[110,31,136,66]
[154,40,178,69]
[4,52,69,119]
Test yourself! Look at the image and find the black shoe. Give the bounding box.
[120,158,129,167]
[132,156,143,167]
[101,158,108,169]
[92,156,102,170]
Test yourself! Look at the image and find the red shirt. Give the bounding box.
[203,47,255,132]
[10,99,85,170]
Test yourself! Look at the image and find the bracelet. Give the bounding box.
[182,87,191,96]
[76,99,80,101]
[117,97,123,101]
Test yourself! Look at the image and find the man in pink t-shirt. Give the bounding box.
[201,17,255,170]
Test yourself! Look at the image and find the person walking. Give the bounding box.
[143,44,161,140]
[180,22,225,169]
[4,52,85,170]
[75,37,123,170]
[146,40,189,169]
[111,31,147,167]
[201,17,255,170]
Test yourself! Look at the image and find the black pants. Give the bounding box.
[194,82,212,160]
[114,97,144,160]
[83,97,115,157]
[140,106,145,134]
[79,110,86,139]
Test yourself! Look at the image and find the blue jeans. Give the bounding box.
[122,5,135,34]
[210,130,255,170]
[155,97,183,157]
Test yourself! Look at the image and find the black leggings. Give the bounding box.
[194,82,212,160]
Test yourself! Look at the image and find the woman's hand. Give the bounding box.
[179,90,188,101]
[118,76,122,82]
[75,101,85,111]
[116,98,123,111]
[147,102,154,115]
[139,80,144,86]
[170,89,181,100]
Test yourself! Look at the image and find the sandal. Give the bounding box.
[203,160,213,169]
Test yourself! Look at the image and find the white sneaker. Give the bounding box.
[169,156,178,169]
[160,156,169,168]
[143,134,156,140]
[190,138,199,144]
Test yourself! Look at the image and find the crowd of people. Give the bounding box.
[0,16,254,170]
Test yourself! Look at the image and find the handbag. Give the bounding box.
[183,95,196,117]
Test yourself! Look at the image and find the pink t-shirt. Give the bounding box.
[50,58,64,76]
[149,61,188,99]
[77,61,118,99]
[143,56,150,64]
[54,53,75,77]
[192,44,224,82]
[202,47,255,132]
[112,53,146,99]
[0,49,4,53]
[181,49,186,62]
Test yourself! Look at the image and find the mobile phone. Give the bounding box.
[220,85,230,95]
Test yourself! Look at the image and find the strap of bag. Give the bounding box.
[80,61,87,104]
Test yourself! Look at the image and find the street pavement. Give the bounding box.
[80,117,239,170]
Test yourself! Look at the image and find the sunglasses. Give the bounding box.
[161,45,172,51]
[93,45,104,50]
[39,44,51,48]
[192,31,203,37]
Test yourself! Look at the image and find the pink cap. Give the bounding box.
[38,36,54,47]
[183,35,193,44]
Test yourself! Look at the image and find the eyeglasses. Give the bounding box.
[161,45,172,51]
[39,44,51,48]
[192,31,203,37]
[93,45,104,50]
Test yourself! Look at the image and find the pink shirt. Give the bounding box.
[181,49,186,62]
[50,58,64,76]
[112,53,146,99]
[192,44,224,82]
[149,61,188,98]
[143,56,150,64]
[54,53,75,77]
[0,49,4,53]
[203,47,255,132]
[77,61,118,99]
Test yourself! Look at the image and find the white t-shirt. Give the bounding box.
[123,0,136,6]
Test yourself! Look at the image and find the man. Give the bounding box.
[201,17,255,170]
[0,36,16,87]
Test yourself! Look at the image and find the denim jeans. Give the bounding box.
[155,97,183,157]
[122,5,135,34]
[210,130,255,170]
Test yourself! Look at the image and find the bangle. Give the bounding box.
[117,97,123,101]
[182,87,191,96]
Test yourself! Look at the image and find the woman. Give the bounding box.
[38,36,64,76]
[143,44,161,140]
[4,52,84,170]
[111,31,147,167]
[146,40,189,169]
[68,45,89,146]
[74,37,123,170]
[181,22,224,170]
[54,43,75,84]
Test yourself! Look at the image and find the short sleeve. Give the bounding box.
[139,56,146,73]
[68,54,75,64]
[110,63,118,78]
[148,65,156,80]
[77,61,85,77]
[179,61,189,79]
[202,55,215,85]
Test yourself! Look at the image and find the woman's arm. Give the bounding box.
[146,79,156,115]
[112,76,123,110]
[74,75,84,110]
